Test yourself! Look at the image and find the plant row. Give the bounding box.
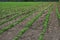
[0,7,37,26]
[38,12,50,40]
[0,7,38,34]
[0,4,46,33]
[0,4,51,26]
[0,6,35,19]
[12,4,52,40]
[0,3,52,35]
[12,9,43,40]
[56,7,60,26]
[38,5,53,40]
[0,3,51,18]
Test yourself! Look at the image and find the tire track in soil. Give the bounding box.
[0,9,41,40]
[43,6,60,40]
[19,10,48,40]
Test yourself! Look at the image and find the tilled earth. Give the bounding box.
[0,3,60,40]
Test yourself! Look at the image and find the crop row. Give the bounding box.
[0,6,36,18]
[0,7,37,25]
[0,2,51,18]
[0,7,39,34]
[0,3,52,34]
[38,5,53,40]
[0,4,42,21]
[0,3,42,15]
[12,8,44,40]
[56,7,60,26]
[1,3,51,33]
[0,6,35,19]
[0,3,51,26]
[38,12,50,40]
[0,3,51,36]
[12,4,53,40]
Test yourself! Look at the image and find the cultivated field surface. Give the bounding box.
[0,2,60,40]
